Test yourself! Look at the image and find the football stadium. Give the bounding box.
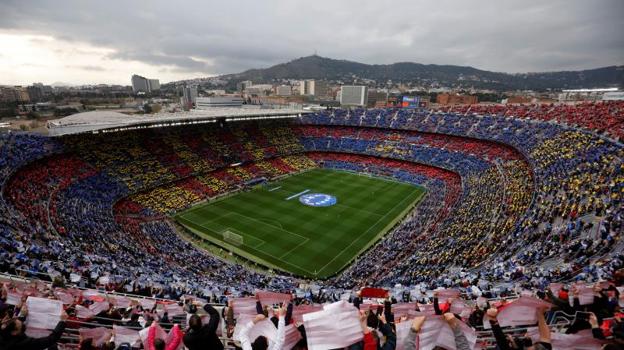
[1,102,623,348]
[2,1,624,346]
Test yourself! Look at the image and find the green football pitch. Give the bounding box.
[175,168,425,278]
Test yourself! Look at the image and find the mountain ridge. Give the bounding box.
[179,55,624,91]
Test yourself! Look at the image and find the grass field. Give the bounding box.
[175,168,425,278]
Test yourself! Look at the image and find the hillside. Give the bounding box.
[216,55,624,91]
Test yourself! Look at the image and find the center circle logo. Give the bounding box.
[299,193,337,207]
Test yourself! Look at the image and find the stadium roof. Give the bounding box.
[46,107,311,136]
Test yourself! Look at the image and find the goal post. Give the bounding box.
[222,230,244,246]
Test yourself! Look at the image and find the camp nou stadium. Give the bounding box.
[2,103,622,293]
[1,100,623,348]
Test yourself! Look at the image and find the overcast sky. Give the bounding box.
[0,0,622,85]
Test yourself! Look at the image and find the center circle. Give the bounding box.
[299,193,337,207]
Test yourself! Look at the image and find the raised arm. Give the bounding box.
[378,314,396,350]
[240,314,265,350]
[226,300,234,324]
[433,293,443,315]
[384,299,395,325]
[536,307,551,344]
[353,294,362,310]
[589,312,606,339]
[404,316,425,350]
[270,306,287,350]
[485,308,511,350]
[357,310,377,350]
[256,300,264,315]
[285,302,293,325]
[203,303,221,333]
[444,313,470,350]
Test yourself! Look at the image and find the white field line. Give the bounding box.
[285,189,310,200]
[278,238,311,259]
[198,214,316,275]
[228,212,309,241]
[314,189,416,276]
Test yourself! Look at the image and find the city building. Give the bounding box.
[503,96,534,104]
[179,86,198,109]
[15,87,30,103]
[436,93,478,105]
[245,84,273,96]
[236,80,253,92]
[340,86,368,107]
[276,85,292,96]
[258,95,305,106]
[299,80,328,97]
[386,96,400,108]
[0,86,30,103]
[367,89,388,107]
[0,86,15,102]
[27,83,53,102]
[206,89,227,96]
[603,91,624,101]
[131,75,149,93]
[148,79,160,91]
[196,96,244,108]
[558,88,620,102]
[131,74,160,93]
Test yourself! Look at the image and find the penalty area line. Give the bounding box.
[285,189,310,200]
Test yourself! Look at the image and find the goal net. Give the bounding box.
[222,230,244,246]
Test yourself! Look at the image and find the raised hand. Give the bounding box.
[588,312,599,328]
[485,307,498,320]
[359,310,371,334]
[253,314,266,324]
[278,304,287,318]
[411,315,425,332]
[443,312,459,329]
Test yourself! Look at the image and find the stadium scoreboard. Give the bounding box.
[401,96,420,108]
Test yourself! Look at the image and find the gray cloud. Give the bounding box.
[106,51,211,72]
[0,0,622,82]
[65,65,106,72]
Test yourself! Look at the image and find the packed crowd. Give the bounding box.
[435,101,624,141]
[299,105,622,288]
[0,102,621,320]
[2,273,624,349]
[120,155,317,215]
[305,152,462,288]
[297,125,535,286]
[0,122,310,301]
